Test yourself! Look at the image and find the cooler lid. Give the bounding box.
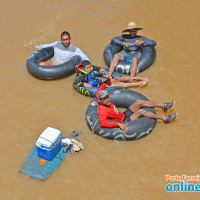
[36,127,62,149]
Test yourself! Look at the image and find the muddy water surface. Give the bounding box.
[0,0,200,199]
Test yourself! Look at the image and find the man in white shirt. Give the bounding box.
[26,31,89,65]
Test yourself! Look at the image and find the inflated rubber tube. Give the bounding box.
[74,68,124,97]
[103,42,156,74]
[26,47,82,80]
[86,89,157,140]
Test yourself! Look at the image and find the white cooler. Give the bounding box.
[36,127,62,161]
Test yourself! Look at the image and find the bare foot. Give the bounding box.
[128,77,134,83]
[138,79,148,88]
[103,74,112,79]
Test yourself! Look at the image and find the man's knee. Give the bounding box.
[131,57,138,64]
[113,54,122,61]
[134,99,144,106]
[136,109,146,115]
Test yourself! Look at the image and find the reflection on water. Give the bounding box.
[0,0,200,199]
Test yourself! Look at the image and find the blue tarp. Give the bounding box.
[19,146,68,180]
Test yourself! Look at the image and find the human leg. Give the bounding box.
[129,58,138,79]
[109,78,148,88]
[129,109,177,123]
[128,99,164,112]
[104,54,123,79]
[129,109,164,121]
[129,100,175,112]
[111,76,147,82]
[122,101,175,112]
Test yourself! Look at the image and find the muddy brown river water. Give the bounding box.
[0,0,200,199]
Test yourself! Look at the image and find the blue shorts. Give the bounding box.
[123,56,139,62]
[118,52,140,63]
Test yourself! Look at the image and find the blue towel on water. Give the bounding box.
[19,146,69,180]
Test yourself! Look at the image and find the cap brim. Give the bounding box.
[102,95,108,99]
[100,93,108,99]
[97,91,109,99]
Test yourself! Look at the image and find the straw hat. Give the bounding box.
[122,22,143,33]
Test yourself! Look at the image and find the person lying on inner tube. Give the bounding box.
[72,60,148,89]
[95,84,177,133]
[104,22,156,81]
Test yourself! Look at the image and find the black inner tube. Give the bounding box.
[86,89,157,140]
[26,47,82,80]
[103,43,156,74]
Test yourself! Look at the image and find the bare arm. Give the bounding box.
[25,41,58,50]
[75,47,90,61]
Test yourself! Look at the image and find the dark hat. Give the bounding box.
[97,90,108,99]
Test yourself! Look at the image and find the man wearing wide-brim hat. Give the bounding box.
[104,22,156,81]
